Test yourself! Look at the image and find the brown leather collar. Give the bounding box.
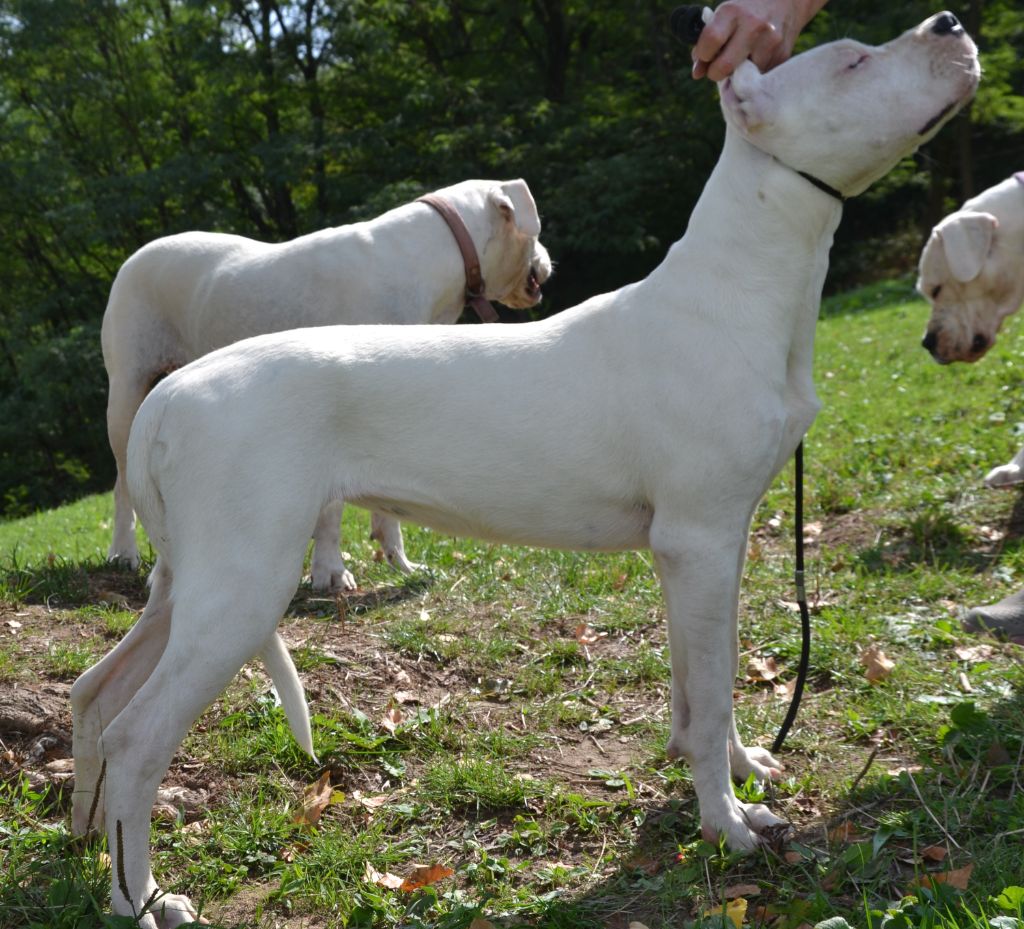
[417,194,500,323]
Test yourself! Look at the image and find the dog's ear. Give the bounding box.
[490,180,542,237]
[937,211,999,283]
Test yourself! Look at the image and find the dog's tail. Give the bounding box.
[260,632,317,761]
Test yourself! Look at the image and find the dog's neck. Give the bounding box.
[375,200,490,324]
[647,128,843,393]
[663,130,843,291]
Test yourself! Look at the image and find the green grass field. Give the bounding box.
[1,278,1023,929]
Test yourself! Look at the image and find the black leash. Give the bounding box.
[668,6,814,750]
[771,442,811,753]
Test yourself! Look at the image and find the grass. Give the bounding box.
[1,277,1024,928]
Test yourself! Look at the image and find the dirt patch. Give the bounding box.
[0,680,74,801]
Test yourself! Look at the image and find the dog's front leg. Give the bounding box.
[651,519,787,850]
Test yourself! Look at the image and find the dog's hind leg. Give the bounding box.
[309,500,357,592]
[100,572,294,928]
[106,372,155,569]
[651,517,787,851]
[370,512,424,576]
[71,560,173,836]
[985,444,1024,488]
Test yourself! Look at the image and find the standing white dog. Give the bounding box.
[919,172,1024,486]
[73,15,978,927]
[103,179,552,589]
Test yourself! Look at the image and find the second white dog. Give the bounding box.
[102,179,552,587]
[74,13,978,928]
[919,172,1024,486]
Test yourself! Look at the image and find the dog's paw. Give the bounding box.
[382,549,427,576]
[144,891,208,928]
[730,744,783,783]
[107,548,142,571]
[309,566,358,592]
[701,802,789,852]
[984,463,1024,489]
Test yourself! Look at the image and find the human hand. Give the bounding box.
[691,0,824,81]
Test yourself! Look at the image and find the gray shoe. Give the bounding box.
[963,587,1024,642]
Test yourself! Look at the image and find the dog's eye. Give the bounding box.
[931,284,943,299]
[847,54,870,70]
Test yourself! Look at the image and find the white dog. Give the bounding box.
[102,179,552,588]
[72,15,977,927]
[919,172,1024,486]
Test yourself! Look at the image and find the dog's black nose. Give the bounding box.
[931,12,962,35]
[921,330,938,354]
[971,332,989,354]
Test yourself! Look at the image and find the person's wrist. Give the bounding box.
[795,0,826,30]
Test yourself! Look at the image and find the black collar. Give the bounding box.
[795,168,846,203]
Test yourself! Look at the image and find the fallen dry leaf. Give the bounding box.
[380,705,404,735]
[293,771,341,827]
[400,862,454,892]
[860,643,895,683]
[628,923,652,929]
[393,690,418,704]
[746,655,779,682]
[575,623,604,645]
[469,920,497,929]
[910,862,974,892]
[828,821,862,844]
[773,678,797,699]
[887,764,923,776]
[724,882,760,899]
[954,644,994,663]
[364,861,404,890]
[921,845,948,863]
[707,897,747,928]
[352,790,390,812]
[986,740,1012,766]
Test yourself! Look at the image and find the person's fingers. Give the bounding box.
[692,13,740,73]
[702,17,770,81]
[747,21,784,71]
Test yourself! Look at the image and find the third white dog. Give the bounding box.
[102,179,552,587]
[919,172,1024,485]
[73,14,978,928]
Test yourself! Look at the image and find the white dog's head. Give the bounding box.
[440,178,553,310]
[718,12,979,198]
[918,181,1024,363]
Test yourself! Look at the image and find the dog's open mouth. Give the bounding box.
[526,267,542,301]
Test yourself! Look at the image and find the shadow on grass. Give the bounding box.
[852,498,1024,576]
[1,554,433,620]
[288,573,433,620]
